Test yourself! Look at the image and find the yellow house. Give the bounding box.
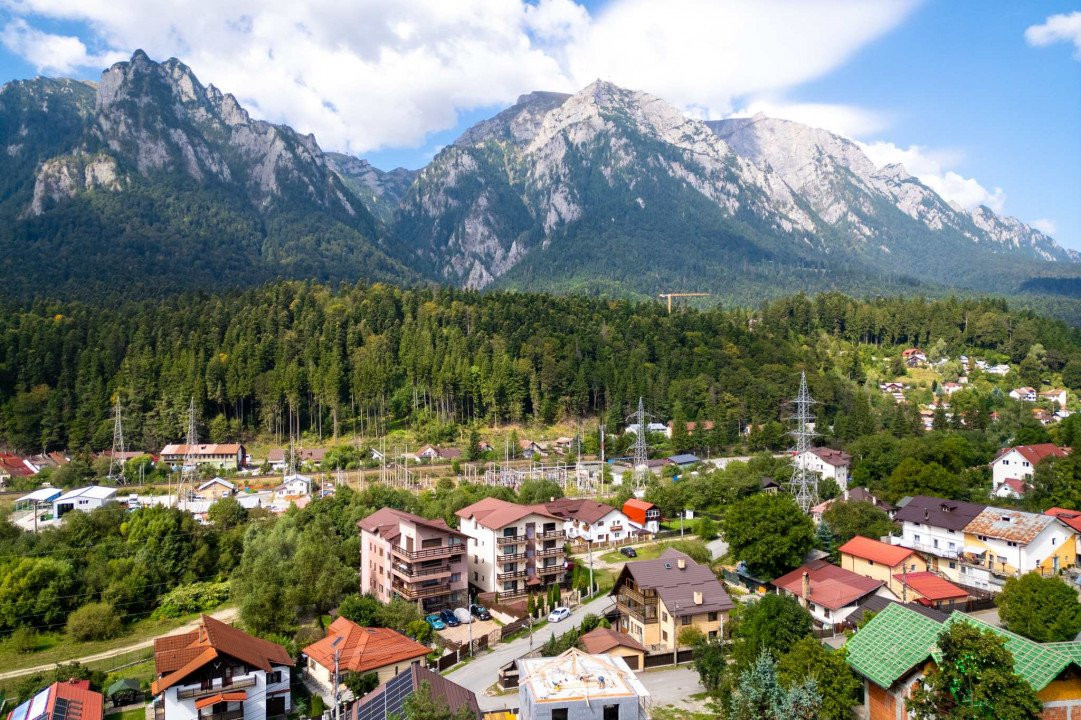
[612,548,733,651]
[962,507,1077,577]
[838,535,928,597]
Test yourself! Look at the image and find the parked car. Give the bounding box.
[548,606,571,623]
[470,604,491,621]
[620,547,638,558]
[453,607,474,624]
[439,608,460,627]
[424,613,446,630]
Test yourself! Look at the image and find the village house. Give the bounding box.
[274,473,312,499]
[414,445,461,462]
[890,571,968,610]
[197,477,236,499]
[901,348,927,367]
[962,506,1077,579]
[540,498,634,545]
[667,453,701,469]
[267,447,326,470]
[622,499,661,533]
[151,614,292,720]
[302,618,430,704]
[553,436,575,453]
[611,548,733,651]
[811,486,896,524]
[772,559,892,628]
[1033,408,1055,426]
[1046,508,1081,560]
[518,440,548,459]
[4,681,103,720]
[161,443,246,471]
[346,664,480,720]
[455,497,566,598]
[891,495,988,587]
[625,422,667,436]
[665,419,714,438]
[1009,386,1037,402]
[793,447,852,491]
[990,443,1071,499]
[0,452,37,485]
[1040,388,1069,406]
[518,649,649,720]
[52,485,117,518]
[838,536,929,598]
[846,603,1081,720]
[941,381,964,395]
[358,507,468,614]
[578,627,649,671]
[759,477,783,494]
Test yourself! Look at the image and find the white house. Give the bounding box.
[990,444,1071,498]
[52,486,117,518]
[1040,389,1068,407]
[964,507,1077,579]
[541,498,634,544]
[1009,387,1037,402]
[275,473,312,498]
[625,422,667,436]
[151,615,291,720]
[986,364,1011,376]
[455,497,566,597]
[891,496,988,586]
[794,447,851,491]
[518,649,649,720]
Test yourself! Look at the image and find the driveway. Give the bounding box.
[438,618,500,645]
[445,592,618,711]
[638,666,708,709]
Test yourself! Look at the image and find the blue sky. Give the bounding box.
[0,0,1078,249]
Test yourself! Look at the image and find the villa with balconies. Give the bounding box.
[150,615,291,720]
[359,507,468,613]
[456,497,567,598]
[540,497,635,545]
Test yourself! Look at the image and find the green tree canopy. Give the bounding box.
[821,500,897,546]
[995,574,1081,643]
[721,493,814,579]
[776,637,861,720]
[730,593,814,672]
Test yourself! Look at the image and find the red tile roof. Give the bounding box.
[1046,507,1081,533]
[541,498,618,525]
[994,444,1071,466]
[773,559,884,611]
[0,453,36,477]
[151,615,291,694]
[303,617,429,674]
[358,507,466,539]
[455,496,559,530]
[893,572,968,602]
[838,536,914,567]
[6,681,105,720]
[809,447,852,467]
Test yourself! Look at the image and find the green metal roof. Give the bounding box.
[847,603,1081,692]
[937,612,1073,691]
[845,602,942,688]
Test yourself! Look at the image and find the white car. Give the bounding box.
[453,607,474,624]
[548,606,571,623]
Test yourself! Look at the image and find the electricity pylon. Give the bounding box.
[788,372,818,513]
[107,394,126,483]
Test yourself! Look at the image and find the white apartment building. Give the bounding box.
[794,447,852,491]
[892,496,989,586]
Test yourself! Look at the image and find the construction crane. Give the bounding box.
[658,292,710,314]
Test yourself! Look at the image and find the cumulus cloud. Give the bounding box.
[0,18,122,74]
[1025,11,1081,59]
[1030,218,1057,236]
[0,0,917,153]
[724,99,891,139]
[859,140,1007,214]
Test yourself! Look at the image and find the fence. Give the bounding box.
[497,646,695,689]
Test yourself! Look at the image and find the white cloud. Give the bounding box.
[725,99,891,139]
[0,0,917,153]
[0,18,122,74]
[860,140,1007,214]
[1025,11,1081,59]
[1030,218,1057,236]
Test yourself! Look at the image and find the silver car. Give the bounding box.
[453,607,474,624]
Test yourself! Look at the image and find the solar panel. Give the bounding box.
[355,668,414,720]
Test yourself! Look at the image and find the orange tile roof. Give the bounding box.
[455,496,559,530]
[839,536,915,567]
[1046,507,1081,533]
[994,444,1071,466]
[194,692,246,710]
[303,617,429,675]
[893,572,968,602]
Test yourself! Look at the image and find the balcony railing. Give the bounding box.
[391,543,465,561]
[497,569,528,580]
[616,599,656,623]
[177,676,257,700]
[539,530,565,540]
[392,561,453,578]
[497,535,527,546]
[894,538,961,559]
[537,564,564,575]
[200,711,244,720]
[392,582,452,600]
[618,585,656,606]
[498,551,528,561]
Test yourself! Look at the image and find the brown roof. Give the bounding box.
[352,664,479,720]
[773,559,884,611]
[151,615,291,694]
[994,444,1071,466]
[160,443,242,456]
[455,497,560,530]
[541,498,618,525]
[578,627,647,654]
[893,496,987,532]
[809,447,852,467]
[358,507,466,540]
[303,617,429,674]
[0,454,35,477]
[842,487,895,511]
[964,507,1058,544]
[268,448,327,463]
[613,549,734,615]
[838,536,914,567]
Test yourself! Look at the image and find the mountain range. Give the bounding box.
[0,50,1077,306]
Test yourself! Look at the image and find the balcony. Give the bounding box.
[498,551,528,561]
[618,585,655,606]
[539,529,565,540]
[537,564,564,576]
[536,546,563,558]
[391,543,465,561]
[391,561,453,578]
[392,581,452,600]
[497,535,527,546]
[177,676,257,700]
[497,569,528,580]
[200,711,244,720]
[894,538,960,559]
[616,599,657,623]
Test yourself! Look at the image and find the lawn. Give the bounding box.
[0,648,155,698]
[600,540,693,564]
[107,707,149,720]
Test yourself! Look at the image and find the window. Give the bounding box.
[267,670,282,684]
[603,704,619,720]
[708,630,718,639]
[450,573,461,582]
[914,534,921,543]
[552,710,568,720]
[681,616,691,626]
[662,631,668,641]
[948,561,957,569]
[824,608,831,618]
[997,556,1007,565]
[707,612,718,621]
[868,560,875,566]
[661,612,668,622]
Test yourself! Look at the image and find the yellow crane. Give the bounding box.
[658,292,710,314]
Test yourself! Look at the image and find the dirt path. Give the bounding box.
[0,607,239,681]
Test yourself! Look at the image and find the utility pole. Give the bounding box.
[588,540,594,596]
[788,372,819,513]
[331,635,343,720]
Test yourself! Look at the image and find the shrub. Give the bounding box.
[10,626,39,653]
[309,694,324,719]
[152,581,231,619]
[66,603,123,642]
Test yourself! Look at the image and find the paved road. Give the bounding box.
[445,592,617,711]
[0,607,239,681]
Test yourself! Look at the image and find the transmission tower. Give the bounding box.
[788,372,818,513]
[179,397,199,509]
[107,394,126,483]
[626,397,653,487]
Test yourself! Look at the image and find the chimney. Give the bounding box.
[801,571,810,607]
[677,558,686,570]
[693,591,703,605]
